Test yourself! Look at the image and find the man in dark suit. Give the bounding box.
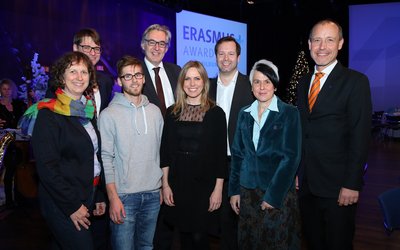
[297,19,372,250]
[140,24,181,117]
[46,28,114,117]
[141,24,181,250]
[209,36,254,250]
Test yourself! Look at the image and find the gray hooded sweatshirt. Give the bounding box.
[98,93,163,194]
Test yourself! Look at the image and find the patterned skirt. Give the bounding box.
[238,187,301,250]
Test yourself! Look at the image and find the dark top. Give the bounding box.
[160,104,227,233]
[297,62,372,198]
[209,72,254,152]
[31,109,105,216]
[141,61,181,109]
[0,99,27,128]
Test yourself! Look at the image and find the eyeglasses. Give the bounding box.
[144,39,168,48]
[119,73,144,81]
[79,45,102,54]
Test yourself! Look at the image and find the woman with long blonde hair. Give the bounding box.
[160,60,228,249]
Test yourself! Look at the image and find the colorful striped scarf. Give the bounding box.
[18,88,95,136]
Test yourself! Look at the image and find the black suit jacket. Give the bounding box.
[45,70,114,113]
[141,61,181,109]
[209,72,254,149]
[96,71,114,112]
[297,62,372,198]
[31,109,105,216]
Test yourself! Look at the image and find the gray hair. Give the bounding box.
[141,24,172,48]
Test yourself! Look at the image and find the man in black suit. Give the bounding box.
[141,24,181,250]
[46,28,114,117]
[209,36,254,250]
[297,19,372,250]
[140,24,181,117]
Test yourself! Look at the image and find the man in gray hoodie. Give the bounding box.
[98,55,164,250]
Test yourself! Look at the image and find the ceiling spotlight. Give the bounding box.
[247,0,255,4]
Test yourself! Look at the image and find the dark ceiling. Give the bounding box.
[149,0,399,23]
[149,0,396,96]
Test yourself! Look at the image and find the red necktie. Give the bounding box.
[153,67,166,116]
[308,72,324,112]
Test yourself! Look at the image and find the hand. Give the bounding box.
[208,189,222,212]
[93,202,106,216]
[260,201,274,211]
[338,187,359,206]
[162,186,175,206]
[70,205,91,231]
[295,175,299,190]
[109,197,126,224]
[230,195,240,215]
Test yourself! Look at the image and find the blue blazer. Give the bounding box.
[228,97,301,209]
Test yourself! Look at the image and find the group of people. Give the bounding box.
[7,17,371,250]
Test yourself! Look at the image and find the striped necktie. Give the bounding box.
[308,72,324,112]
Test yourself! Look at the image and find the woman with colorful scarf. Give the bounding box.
[19,51,106,250]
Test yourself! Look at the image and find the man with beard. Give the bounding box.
[99,55,164,250]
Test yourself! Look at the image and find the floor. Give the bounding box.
[0,135,400,250]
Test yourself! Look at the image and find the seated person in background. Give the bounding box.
[0,78,27,129]
[0,78,27,209]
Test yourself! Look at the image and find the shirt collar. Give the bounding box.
[217,70,239,87]
[314,60,337,75]
[244,94,279,114]
[144,57,164,71]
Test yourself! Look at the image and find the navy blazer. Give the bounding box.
[31,109,105,216]
[228,97,301,209]
[141,61,181,109]
[209,72,254,150]
[297,62,372,198]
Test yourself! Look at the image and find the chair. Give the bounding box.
[377,187,400,235]
[385,115,400,139]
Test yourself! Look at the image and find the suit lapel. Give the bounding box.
[311,63,343,113]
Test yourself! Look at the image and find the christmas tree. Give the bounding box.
[285,50,310,106]
[19,53,49,106]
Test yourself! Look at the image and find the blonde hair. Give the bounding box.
[172,60,215,115]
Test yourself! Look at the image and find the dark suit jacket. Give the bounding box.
[228,97,302,209]
[141,61,181,109]
[209,72,254,150]
[31,109,105,216]
[45,70,114,113]
[96,71,114,112]
[297,62,372,198]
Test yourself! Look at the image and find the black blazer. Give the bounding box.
[297,62,372,198]
[31,109,105,216]
[209,72,254,149]
[141,61,181,109]
[96,71,114,112]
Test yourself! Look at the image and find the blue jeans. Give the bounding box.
[110,190,160,250]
